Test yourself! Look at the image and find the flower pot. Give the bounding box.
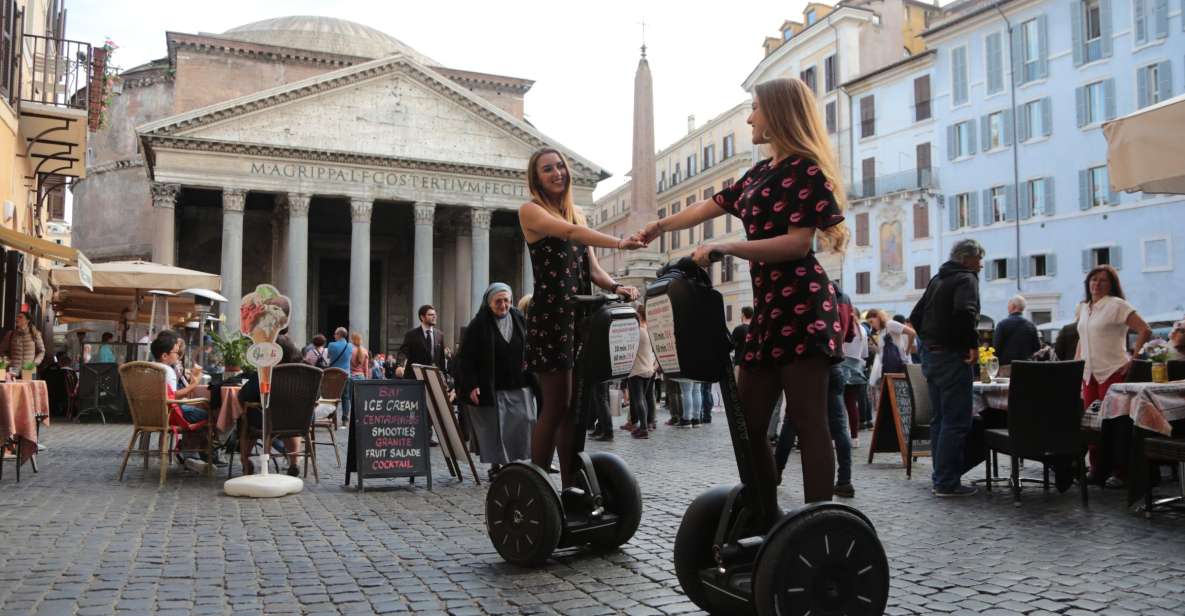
[21,369,34,382]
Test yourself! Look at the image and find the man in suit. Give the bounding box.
[395,304,445,378]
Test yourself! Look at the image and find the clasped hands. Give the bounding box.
[625,220,722,268]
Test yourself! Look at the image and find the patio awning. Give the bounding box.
[49,260,222,324]
[1103,93,1185,195]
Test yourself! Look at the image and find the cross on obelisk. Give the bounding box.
[638,18,647,57]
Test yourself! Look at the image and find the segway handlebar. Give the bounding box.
[573,293,627,308]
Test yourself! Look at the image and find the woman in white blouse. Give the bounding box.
[1075,265,1151,487]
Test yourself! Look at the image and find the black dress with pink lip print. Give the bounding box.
[525,235,592,371]
[712,156,845,368]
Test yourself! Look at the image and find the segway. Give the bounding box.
[485,294,644,566]
[651,256,890,616]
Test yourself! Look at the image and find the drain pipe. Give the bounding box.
[996,1,1023,292]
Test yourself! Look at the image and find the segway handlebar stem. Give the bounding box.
[572,293,626,308]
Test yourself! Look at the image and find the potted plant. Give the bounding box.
[1141,339,1171,383]
[211,328,253,375]
[20,361,36,382]
[977,345,998,384]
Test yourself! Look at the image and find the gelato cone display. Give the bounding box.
[239,284,292,394]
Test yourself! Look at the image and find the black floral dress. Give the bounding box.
[713,156,845,367]
[526,236,592,371]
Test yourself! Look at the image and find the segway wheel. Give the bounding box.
[673,485,734,614]
[485,465,562,567]
[752,506,889,616]
[587,452,642,551]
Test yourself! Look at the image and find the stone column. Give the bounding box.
[285,193,311,347]
[522,240,534,295]
[221,188,246,333]
[412,202,435,314]
[150,183,178,266]
[470,208,492,314]
[271,198,289,288]
[350,198,374,345]
[454,222,473,334]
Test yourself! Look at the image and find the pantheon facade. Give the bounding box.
[72,16,605,349]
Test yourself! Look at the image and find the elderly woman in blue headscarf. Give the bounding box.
[456,282,537,479]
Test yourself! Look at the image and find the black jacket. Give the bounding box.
[1054,323,1080,361]
[398,325,445,370]
[992,313,1041,365]
[909,260,981,354]
[455,307,536,408]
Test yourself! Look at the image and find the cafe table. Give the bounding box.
[0,381,52,478]
[1092,381,1185,507]
[972,379,1010,414]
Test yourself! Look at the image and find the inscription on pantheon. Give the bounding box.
[249,162,527,198]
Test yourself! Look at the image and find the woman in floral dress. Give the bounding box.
[635,78,849,527]
[519,148,642,487]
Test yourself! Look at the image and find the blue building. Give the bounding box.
[930,0,1185,328]
[846,0,1185,332]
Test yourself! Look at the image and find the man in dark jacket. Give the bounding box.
[909,239,984,497]
[992,295,1041,365]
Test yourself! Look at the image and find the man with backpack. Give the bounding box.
[325,327,355,424]
[303,334,331,368]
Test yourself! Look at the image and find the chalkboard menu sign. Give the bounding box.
[867,374,914,469]
[345,379,431,491]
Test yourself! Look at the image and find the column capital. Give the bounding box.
[287,193,311,217]
[150,183,179,208]
[350,197,373,223]
[471,208,492,230]
[414,201,436,226]
[222,187,247,213]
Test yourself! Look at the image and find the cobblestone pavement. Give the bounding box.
[2,411,1185,616]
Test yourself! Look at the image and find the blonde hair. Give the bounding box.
[350,332,363,347]
[517,294,533,314]
[527,148,586,225]
[754,78,849,254]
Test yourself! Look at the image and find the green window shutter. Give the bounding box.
[1019,181,1033,219]
[1138,67,1150,109]
[1082,249,1091,273]
[947,125,957,160]
[1075,86,1087,127]
[968,192,980,227]
[1135,0,1148,45]
[1155,0,1169,39]
[982,189,993,225]
[1003,109,1014,146]
[967,121,977,153]
[1071,1,1085,67]
[981,115,991,152]
[948,196,959,230]
[1157,60,1173,103]
[1107,167,1120,206]
[1100,0,1114,58]
[1111,246,1123,270]
[986,33,1002,93]
[1104,79,1117,120]
[1079,169,1091,210]
[1011,26,1025,85]
[1041,98,1053,137]
[1045,177,1056,215]
[1037,14,1050,78]
[1047,253,1058,276]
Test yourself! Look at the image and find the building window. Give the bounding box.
[722,133,735,159]
[1030,254,1048,277]
[703,144,716,169]
[1086,165,1108,208]
[951,46,968,106]
[916,142,931,187]
[914,265,931,290]
[659,170,667,192]
[985,32,1004,95]
[703,218,714,240]
[1031,310,1052,326]
[825,101,837,134]
[1089,246,1114,268]
[956,193,972,228]
[687,155,697,178]
[861,158,876,198]
[1137,62,1171,109]
[913,201,929,239]
[806,9,817,25]
[686,196,696,244]
[1142,237,1172,272]
[913,75,931,121]
[800,66,817,95]
[952,121,974,158]
[670,203,681,249]
[722,255,734,282]
[855,212,870,246]
[987,111,1005,150]
[673,163,681,186]
[824,54,837,92]
[723,178,734,233]
[1077,80,1112,126]
[860,95,875,138]
[0,0,17,103]
[989,186,1007,224]
[855,272,871,295]
[703,187,713,200]
[1021,18,1041,80]
[991,258,1009,280]
[726,305,733,323]
[657,207,667,253]
[1083,0,1103,61]
[1026,178,1049,217]
[1022,98,1048,140]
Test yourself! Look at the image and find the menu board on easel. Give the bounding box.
[867,373,913,467]
[411,364,480,485]
[344,379,431,492]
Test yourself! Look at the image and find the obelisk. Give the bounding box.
[630,44,657,221]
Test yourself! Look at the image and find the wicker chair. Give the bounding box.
[1143,436,1185,518]
[312,367,349,467]
[117,362,214,485]
[232,364,323,481]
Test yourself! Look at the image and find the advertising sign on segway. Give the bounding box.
[651,256,890,616]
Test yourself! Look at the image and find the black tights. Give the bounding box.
[532,370,578,487]
[738,358,833,528]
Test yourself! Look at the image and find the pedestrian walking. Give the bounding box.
[993,295,1041,369]
[325,327,354,424]
[909,239,985,497]
[0,312,45,368]
[303,334,329,367]
[625,304,657,438]
[396,305,445,377]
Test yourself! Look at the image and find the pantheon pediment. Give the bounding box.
[138,54,604,186]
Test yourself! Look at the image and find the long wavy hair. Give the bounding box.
[754,78,849,254]
[1083,264,1125,303]
[526,148,584,225]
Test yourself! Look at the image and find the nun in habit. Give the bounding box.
[457,283,537,478]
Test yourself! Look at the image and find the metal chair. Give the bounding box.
[117,362,214,485]
[312,367,349,468]
[984,360,1089,505]
[1127,359,1153,383]
[1143,436,1185,518]
[1167,360,1185,382]
[903,364,932,479]
[231,364,323,481]
[76,362,121,423]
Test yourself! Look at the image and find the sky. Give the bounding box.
[62,0,818,199]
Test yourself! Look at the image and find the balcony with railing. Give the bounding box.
[16,33,94,179]
[847,168,937,201]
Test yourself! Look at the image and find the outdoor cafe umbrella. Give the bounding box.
[49,260,222,325]
[1104,92,1185,195]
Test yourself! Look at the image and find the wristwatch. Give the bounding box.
[610,283,623,293]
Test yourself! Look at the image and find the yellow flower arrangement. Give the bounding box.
[977,345,997,366]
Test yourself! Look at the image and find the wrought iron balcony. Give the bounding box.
[15,33,96,179]
[847,168,937,200]
[18,33,93,111]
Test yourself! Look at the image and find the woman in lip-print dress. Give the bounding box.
[635,78,849,529]
[519,148,642,488]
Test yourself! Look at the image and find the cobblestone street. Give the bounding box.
[3,412,1185,616]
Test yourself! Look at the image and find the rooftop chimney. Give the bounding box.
[687,114,696,134]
